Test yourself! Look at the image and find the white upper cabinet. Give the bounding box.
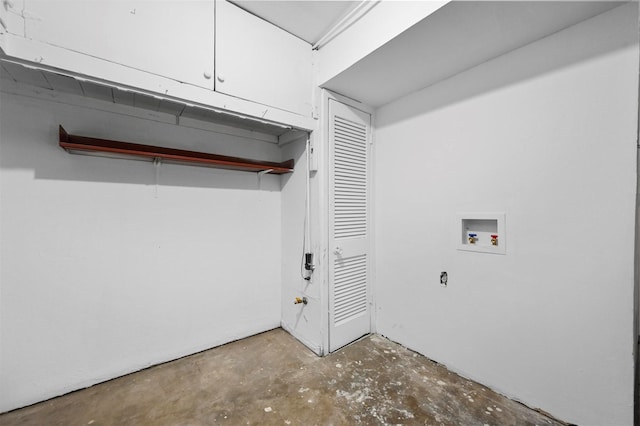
[1,0,314,127]
[23,1,215,90]
[215,0,312,116]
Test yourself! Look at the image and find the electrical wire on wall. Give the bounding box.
[301,133,314,281]
[154,157,161,198]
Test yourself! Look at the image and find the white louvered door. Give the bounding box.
[328,99,372,352]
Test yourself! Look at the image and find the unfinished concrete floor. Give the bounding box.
[1,329,562,425]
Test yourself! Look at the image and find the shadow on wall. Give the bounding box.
[0,92,291,192]
[376,3,639,128]
[280,136,306,190]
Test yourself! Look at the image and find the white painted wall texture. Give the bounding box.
[280,137,324,354]
[374,4,638,426]
[0,88,283,412]
[280,129,330,355]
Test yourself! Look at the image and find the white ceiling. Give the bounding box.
[229,0,360,44]
[323,1,625,107]
[3,0,626,126]
[228,1,626,107]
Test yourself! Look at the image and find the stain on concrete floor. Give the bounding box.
[0,329,563,425]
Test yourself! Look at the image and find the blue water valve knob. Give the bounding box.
[468,233,477,244]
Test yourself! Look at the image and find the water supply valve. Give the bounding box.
[468,233,477,244]
[294,297,308,305]
[490,234,498,246]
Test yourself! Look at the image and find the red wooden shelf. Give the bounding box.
[59,126,294,174]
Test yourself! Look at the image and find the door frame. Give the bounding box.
[319,89,376,354]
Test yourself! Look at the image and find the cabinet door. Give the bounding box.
[215,0,312,116]
[23,1,214,89]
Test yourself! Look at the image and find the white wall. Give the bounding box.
[374,4,638,426]
[280,124,332,355]
[0,85,283,412]
[280,137,325,354]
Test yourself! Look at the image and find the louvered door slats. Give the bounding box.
[333,112,368,325]
[334,254,368,325]
[334,115,367,240]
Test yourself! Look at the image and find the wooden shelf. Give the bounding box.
[58,126,294,174]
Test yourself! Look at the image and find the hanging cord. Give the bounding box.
[300,215,309,280]
[257,169,272,191]
[154,157,162,198]
[300,134,312,280]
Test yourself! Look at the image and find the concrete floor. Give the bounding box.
[1,329,563,425]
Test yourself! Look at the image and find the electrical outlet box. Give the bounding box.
[456,213,506,255]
